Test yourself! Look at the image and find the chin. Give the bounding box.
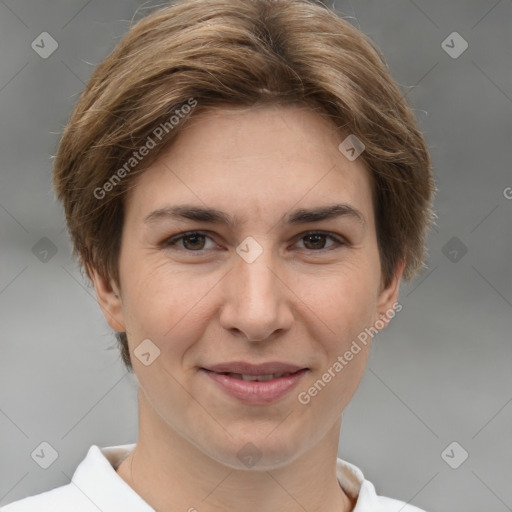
[203,429,309,471]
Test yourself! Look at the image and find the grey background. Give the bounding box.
[1,1,511,511]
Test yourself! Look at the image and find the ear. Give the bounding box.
[88,265,126,333]
[373,260,404,330]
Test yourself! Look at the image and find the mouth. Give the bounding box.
[200,362,308,404]
[210,371,299,381]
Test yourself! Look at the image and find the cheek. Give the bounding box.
[307,263,379,337]
[119,256,214,355]
[302,273,376,409]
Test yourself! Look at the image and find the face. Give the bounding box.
[92,104,401,470]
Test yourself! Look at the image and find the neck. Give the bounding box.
[116,390,355,512]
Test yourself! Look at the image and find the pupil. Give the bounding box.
[305,234,324,249]
[184,234,205,250]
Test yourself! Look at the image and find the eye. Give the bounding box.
[294,231,345,251]
[162,231,216,251]
[161,230,346,253]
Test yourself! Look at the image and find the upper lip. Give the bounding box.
[202,361,307,376]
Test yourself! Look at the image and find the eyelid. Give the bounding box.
[163,230,216,251]
[293,230,347,249]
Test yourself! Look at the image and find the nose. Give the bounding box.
[219,240,294,342]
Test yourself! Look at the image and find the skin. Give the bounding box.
[90,104,403,512]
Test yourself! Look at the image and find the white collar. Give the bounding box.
[70,444,400,511]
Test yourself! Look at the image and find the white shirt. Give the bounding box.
[1,444,427,511]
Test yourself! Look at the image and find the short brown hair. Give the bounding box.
[53,0,435,372]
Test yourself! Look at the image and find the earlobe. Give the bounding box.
[88,265,126,333]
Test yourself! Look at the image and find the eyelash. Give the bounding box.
[161,230,346,253]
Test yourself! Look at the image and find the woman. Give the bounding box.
[2,0,434,510]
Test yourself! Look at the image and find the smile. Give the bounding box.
[200,368,308,404]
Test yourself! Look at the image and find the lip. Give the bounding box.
[200,362,308,405]
[204,361,305,375]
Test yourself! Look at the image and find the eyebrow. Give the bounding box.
[143,203,365,228]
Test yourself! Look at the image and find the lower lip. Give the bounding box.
[201,369,307,404]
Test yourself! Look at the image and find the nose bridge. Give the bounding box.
[235,236,281,307]
[220,235,291,340]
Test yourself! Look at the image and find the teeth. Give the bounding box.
[228,372,287,381]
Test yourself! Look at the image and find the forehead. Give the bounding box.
[124,104,375,229]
